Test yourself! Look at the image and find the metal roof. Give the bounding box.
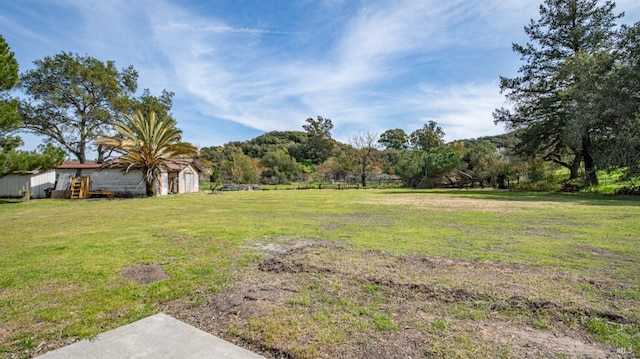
[56,163,104,169]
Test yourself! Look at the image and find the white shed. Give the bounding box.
[0,169,57,199]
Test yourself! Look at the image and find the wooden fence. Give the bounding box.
[318,183,359,190]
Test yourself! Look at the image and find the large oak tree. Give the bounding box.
[20,52,138,163]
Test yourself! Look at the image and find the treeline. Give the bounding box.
[197,119,556,190]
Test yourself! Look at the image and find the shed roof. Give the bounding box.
[164,161,193,171]
[57,163,104,169]
[57,159,199,172]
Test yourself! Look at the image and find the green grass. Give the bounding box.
[1,189,639,357]
[585,169,640,194]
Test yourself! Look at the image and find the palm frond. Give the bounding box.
[96,110,196,195]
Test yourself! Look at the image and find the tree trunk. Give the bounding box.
[96,144,105,164]
[145,168,156,197]
[76,143,86,164]
[497,174,507,189]
[582,136,598,186]
[145,180,154,197]
[569,155,582,181]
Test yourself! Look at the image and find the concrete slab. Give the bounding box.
[35,313,265,359]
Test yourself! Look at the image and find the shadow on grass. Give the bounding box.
[375,189,640,207]
[0,198,23,205]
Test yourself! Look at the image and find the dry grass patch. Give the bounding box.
[359,194,579,212]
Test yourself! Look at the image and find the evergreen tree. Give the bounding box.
[0,34,20,154]
[494,0,622,185]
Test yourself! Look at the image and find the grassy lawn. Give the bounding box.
[1,189,639,358]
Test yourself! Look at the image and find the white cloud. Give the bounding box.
[412,83,508,141]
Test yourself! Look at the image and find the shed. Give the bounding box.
[55,163,147,197]
[0,169,57,199]
[54,160,200,198]
[160,161,200,195]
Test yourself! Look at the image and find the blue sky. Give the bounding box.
[2,0,639,153]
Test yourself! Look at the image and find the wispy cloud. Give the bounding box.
[162,22,305,35]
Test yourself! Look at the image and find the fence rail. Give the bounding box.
[318,183,359,190]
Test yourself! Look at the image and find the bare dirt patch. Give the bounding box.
[162,238,637,358]
[121,264,170,285]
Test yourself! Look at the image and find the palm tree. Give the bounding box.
[96,110,196,196]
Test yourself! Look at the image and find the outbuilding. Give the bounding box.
[0,169,57,199]
[54,160,200,198]
[54,163,146,197]
[161,161,200,195]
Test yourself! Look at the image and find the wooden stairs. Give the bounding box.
[70,176,90,199]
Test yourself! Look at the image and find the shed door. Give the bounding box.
[184,173,194,193]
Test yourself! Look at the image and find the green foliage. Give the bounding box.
[96,110,196,196]
[199,145,260,185]
[301,116,335,164]
[234,130,308,159]
[459,140,497,186]
[457,139,521,188]
[0,34,21,153]
[409,121,444,151]
[597,23,640,177]
[261,149,303,183]
[0,143,66,176]
[378,148,400,175]
[378,128,408,150]
[221,151,259,184]
[316,148,355,182]
[424,146,461,179]
[128,89,175,121]
[0,35,19,91]
[494,0,625,186]
[394,150,428,188]
[199,145,225,164]
[20,52,139,163]
[395,146,460,188]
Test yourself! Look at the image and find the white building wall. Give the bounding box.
[0,175,30,197]
[29,170,56,198]
[55,168,146,197]
[0,170,56,198]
